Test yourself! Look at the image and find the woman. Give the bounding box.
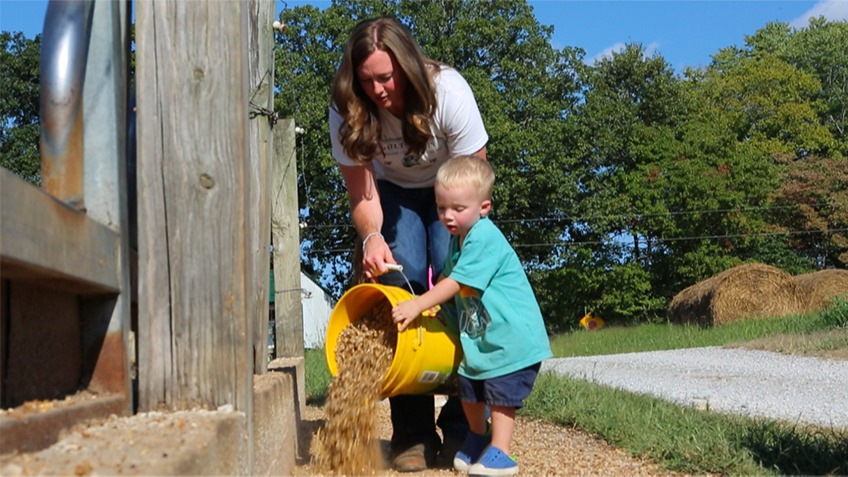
[329,16,489,472]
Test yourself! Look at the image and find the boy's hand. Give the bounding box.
[392,299,423,331]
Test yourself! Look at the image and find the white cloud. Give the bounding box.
[644,42,660,57]
[590,42,626,64]
[790,0,848,28]
[588,41,661,65]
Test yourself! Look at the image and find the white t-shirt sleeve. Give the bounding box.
[329,105,358,167]
[434,68,489,157]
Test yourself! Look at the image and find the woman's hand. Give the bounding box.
[392,298,423,331]
[362,233,396,279]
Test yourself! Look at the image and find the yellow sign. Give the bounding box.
[579,312,605,330]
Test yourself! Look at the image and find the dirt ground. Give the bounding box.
[293,398,686,477]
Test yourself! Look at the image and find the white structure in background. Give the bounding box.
[300,272,335,349]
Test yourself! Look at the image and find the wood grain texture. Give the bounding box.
[135,0,253,413]
[0,169,120,294]
[246,0,274,373]
[272,119,304,358]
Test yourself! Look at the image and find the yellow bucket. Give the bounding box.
[325,283,462,398]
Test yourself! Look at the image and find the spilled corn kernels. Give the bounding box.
[312,299,397,475]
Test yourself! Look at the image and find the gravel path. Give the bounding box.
[293,399,685,476]
[541,346,848,429]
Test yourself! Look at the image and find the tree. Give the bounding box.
[745,18,848,155]
[0,31,41,185]
[771,155,848,267]
[698,21,846,272]
[705,51,834,157]
[559,44,688,321]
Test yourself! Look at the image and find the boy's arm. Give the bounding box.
[392,277,461,331]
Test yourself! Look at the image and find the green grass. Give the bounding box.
[308,299,848,475]
[522,373,848,475]
[304,348,331,405]
[550,307,846,357]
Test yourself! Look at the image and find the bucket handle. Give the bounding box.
[386,264,425,347]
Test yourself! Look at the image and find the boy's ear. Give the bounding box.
[480,199,492,217]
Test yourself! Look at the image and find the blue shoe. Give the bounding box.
[468,445,518,476]
[452,430,491,472]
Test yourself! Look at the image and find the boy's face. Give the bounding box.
[435,182,491,239]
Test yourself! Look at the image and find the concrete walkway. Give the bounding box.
[541,347,848,429]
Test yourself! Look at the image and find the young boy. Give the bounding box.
[392,155,552,475]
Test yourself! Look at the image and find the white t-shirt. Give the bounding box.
[329,67,488,188]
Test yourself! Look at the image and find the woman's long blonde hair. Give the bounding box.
[331,17,441,163]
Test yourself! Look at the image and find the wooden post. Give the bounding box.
[246,0,274,373]
[272,119,304,358]
[135,0,253,421]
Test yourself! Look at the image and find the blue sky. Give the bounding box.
[2,0,847,72]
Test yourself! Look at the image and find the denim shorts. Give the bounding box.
[459,362,541,408]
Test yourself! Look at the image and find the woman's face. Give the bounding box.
[356,49,406,117]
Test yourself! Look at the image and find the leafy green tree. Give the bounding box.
[696,21,845,273]
[560,44,688,321]
[771,155,848,267]
[784,19,848,155]
[1,32,41,185]
[272,3,844,324]
[705,51,834,157]
[743,18,848,155]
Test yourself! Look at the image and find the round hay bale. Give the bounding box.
[668,263,804,326]
[794,269,848,313]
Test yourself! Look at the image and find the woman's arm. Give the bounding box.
[339,163,395,278]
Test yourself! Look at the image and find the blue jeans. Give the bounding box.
[376,180,448,294]
[375,180,467,451]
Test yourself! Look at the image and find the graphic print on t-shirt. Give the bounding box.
[381,135,448,169]
[458,285,490,338]
[403,153,421,167]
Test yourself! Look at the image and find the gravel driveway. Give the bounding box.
[294,400,682,476]
[541,346,848,429]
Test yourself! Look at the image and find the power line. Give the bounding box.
[495,202,837,224]
[304,227,848,254]
[298,201,841,231]
[512,227,848,248]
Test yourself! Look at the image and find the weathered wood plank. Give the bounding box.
[0,168,119,294]
[247,0,274,373]
[136,0,252,413]
[272,119,304,358]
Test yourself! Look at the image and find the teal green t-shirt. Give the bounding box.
[443,217,552,380]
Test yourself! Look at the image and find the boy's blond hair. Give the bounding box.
[435,155,495,200]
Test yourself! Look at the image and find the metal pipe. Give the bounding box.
[39,0,94,210]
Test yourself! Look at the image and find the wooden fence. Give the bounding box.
[0,0,303,466]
